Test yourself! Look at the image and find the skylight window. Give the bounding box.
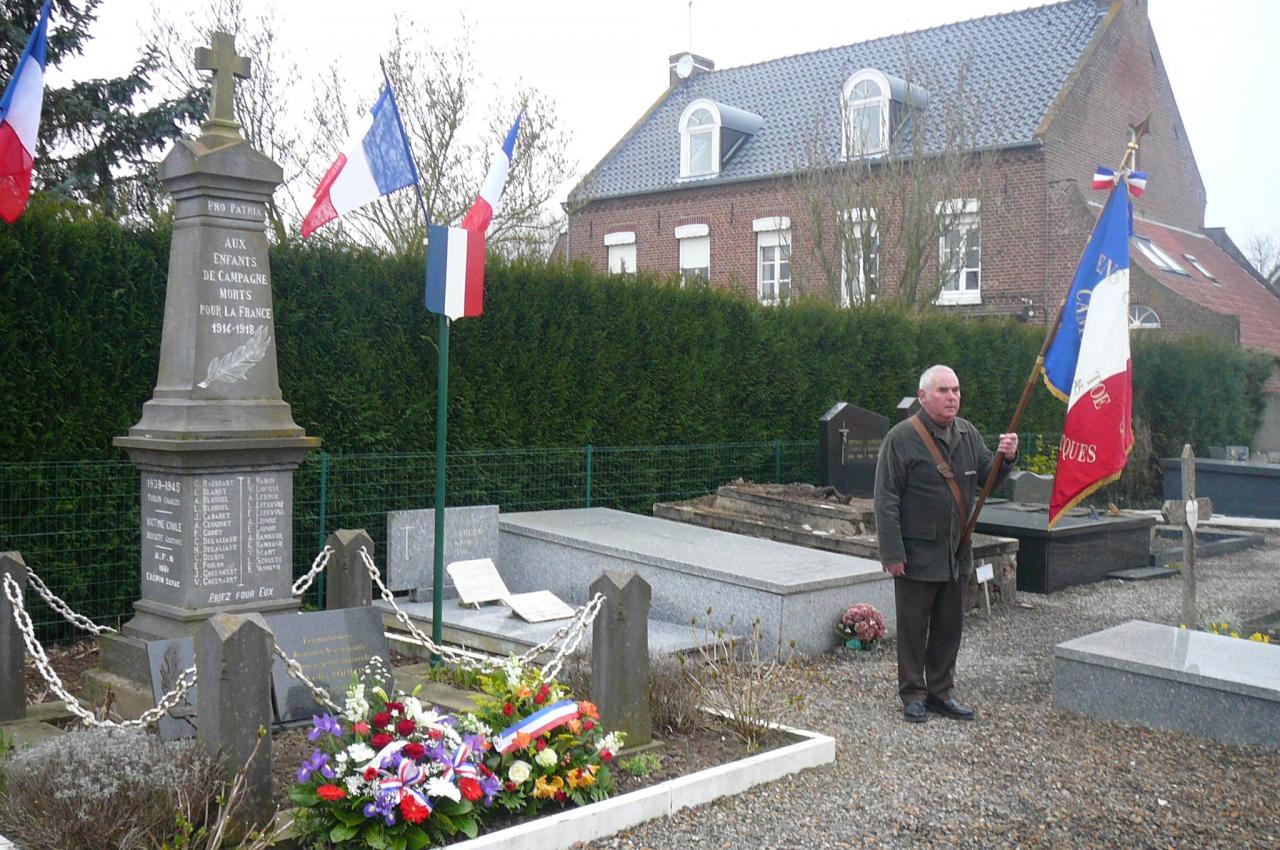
[1183,254,1218,282]
[1132,236,1187,275]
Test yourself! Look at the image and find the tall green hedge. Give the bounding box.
[0,207,1269,461]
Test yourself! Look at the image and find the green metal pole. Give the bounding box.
[432,314,450,660]
[585,444,593,507]
[774,439,782,483]
[316,451,329,608]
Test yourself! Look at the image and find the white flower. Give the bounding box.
[426,777,461,802]
[344,775,365,797]
[344,684,369,721]
[401,696,428,724]
[345,742,375,764]
[455,713,493,736]
[596,732,624,755]
[534,747,558,768]
[335,751,349,765]
[507,760,532,783]
[503,656,525,682]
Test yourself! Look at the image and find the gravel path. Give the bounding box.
[586,534,1280,850]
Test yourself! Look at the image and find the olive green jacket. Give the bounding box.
[873,411,1014,582]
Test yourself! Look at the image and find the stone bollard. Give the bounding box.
[590,571,652,748]
[0,552,28,722]
[326,529,375,610]
[197,612,275,833]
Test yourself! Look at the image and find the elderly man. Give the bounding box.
[874,365,1018,723]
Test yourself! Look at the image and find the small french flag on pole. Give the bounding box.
[301,84,418,239]
[425,112,522,319]
[0,0,51,224]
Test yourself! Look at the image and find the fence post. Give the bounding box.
[316,451,329,608]
[1,552,28,722]
[773,439,782,483]
[585,444,594,508]
[590,571,652,748]
[326,529,375,610]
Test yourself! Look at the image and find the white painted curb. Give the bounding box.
[447,723,835,850]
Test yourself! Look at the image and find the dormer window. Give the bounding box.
[679,99,763,178]
[843,70,890,157]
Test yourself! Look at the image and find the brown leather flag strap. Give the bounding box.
[908,415,970,537]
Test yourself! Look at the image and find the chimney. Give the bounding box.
[668,52,715,86]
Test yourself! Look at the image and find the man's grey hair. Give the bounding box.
[918,364,957,392]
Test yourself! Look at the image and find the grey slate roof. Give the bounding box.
[574,0,1106,203]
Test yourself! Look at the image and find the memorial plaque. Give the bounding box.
[387,505,500,598]
[818,402,889,497]
[268,607,391,723]
[447,557,510,606]
[505,591,575,623]
[146,637,198,741]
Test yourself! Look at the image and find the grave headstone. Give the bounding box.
[897,396,921,421]
[1006,470,1054,504]
[388,505,499,600]
[1226,445,1249,462]
[0,552,28,722]
[817,402,889,497]
[268,607,391,723]
[111,31,317,645]
[590,571,652,747]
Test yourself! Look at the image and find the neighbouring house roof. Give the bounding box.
[1130,217,1280,359]
[573,0,1106,203]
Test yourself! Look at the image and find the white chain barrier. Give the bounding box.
[291,545,335,598]
[273,641,344,715]
[356,547,604,681]
[25,564,118,636]
[3,570,196,728]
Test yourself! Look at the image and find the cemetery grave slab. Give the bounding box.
[1161,457,1280,519]
[1054,620,1280,749]
[1148,526,1265,567]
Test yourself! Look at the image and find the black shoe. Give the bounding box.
[902,700,927,723]
[925,696,975,720]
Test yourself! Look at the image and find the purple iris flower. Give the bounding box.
[363,790,397,825]
[296,749,335,783]
[308,713,342,742]
[479,773,501,804]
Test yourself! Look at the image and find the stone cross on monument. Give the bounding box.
[194,32,250,140]
[102,30,318,680]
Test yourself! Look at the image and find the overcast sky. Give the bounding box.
[50,0,1280,247]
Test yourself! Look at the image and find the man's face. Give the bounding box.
[919,368,961,426]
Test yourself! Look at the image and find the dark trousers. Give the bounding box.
[893,576,964,704]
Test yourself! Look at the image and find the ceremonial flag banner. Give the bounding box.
[1042,182,1135,526]
[0,0,51,224]
[301,84,418,239]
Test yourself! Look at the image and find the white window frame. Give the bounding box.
[1129,304,1161,329]
[840,209,878,307]
[754,217,792,306]
[936,199,981,305]
[842,69,891,159]
[679,99,721,178]
[605,231,636,275]
[1183,253,1218,283]
[1132,236,1188,275]
[675,224,710,286]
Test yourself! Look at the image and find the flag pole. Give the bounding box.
[957,124,1146,552]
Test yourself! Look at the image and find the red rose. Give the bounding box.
[554,790,567,803]
[502,702,514,717]
[403,742,425,760]
[459,777,483,802]
[373,711,392,729]
[396,718,417,736]
[353,721,371,736]
[316,783,346,801]
[400,794,430,824]
[371,733,393,750]
[534,684,549,705]
[535,738,547,752]
[504,780,517,792]
[600,749,613,762]
[582,719,594,731]
[428,728,444,741]
[363,767,378,781]
[386,701,405,714]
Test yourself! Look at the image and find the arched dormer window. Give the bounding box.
[681,100,720,177]
[843,69,891,158]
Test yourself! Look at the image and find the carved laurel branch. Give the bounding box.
[197,324,271,389]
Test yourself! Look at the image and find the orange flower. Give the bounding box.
[577,701,600,720]
[517,686,533,699]
[533,775,565,799]
[566,718,582,735]
[566,764,599,789]
[515,731,533,751]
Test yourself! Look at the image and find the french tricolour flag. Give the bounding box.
[0,0,51,224]
[425,112,522,319]
[493,698,579,755]
[1042,178,1135,528]
[301,84,418,239]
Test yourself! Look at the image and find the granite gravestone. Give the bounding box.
[818,402,889,497]
[269,607,390,723]
[90,33,319,705]
[388,505,500,601]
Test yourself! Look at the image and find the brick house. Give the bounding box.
[563,0,1280,449]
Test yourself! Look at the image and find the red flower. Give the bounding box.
[582,719,595,732]
[363,767,378,781]
[534,684,549,705]
[600,749,613,762]
[502,702,514,717]
[386,701,405,714]
[427,728,444,741]
[400,795,430,824]
[535,738,547,752]
[353,721,371,736]
[371,733,393,750]
[372,711,392,729]
[395,718,417,736]
[554,790,567,803]
[403,742,425,760]
[504,780,517,792]
[459,777,483,802]
[316,783,346,801]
